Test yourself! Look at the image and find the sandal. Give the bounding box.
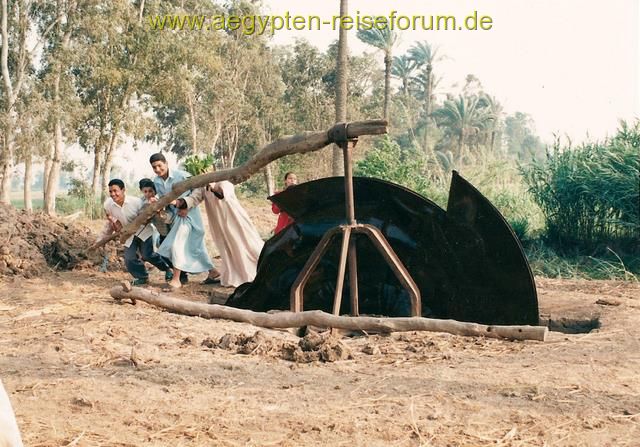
[201,276,221,285]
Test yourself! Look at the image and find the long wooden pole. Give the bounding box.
[91,120,387,249]
[110,285,548,342]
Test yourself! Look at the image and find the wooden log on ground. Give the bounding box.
[88,120,387,249]
[109,285,548,342]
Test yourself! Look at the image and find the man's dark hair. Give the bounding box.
[139,178,156,191]
[108,179,125,190]
[284,172,295,181]
[149,152,167,164]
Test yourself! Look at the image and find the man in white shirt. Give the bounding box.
[95,179,171,286]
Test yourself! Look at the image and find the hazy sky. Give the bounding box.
[265,0,639,144]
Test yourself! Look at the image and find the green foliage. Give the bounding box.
[509,217,530,242]
[356,19,398,53]
[55,195,86,215]
[489,190,537,242]
[522,121,640,249]
[183,154,215,176]
[11,197,44,210]
[392,55,416,96]
[461,160,545,242]
[503,112,545,161]
[64,178,101,218]
[354,136,447,205]
[431,94,497,163]
[526,241,639,281]
[67,178,92,199]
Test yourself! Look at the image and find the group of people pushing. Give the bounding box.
[94,153,298,290]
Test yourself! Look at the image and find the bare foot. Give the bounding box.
[165,280,182,290]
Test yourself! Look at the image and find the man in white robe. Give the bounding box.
[185,181,264,287]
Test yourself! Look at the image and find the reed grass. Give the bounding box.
[522,121,639,250]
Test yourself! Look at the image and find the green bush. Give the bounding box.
[60,178,101,218]
[355,136,448,206]
[56,195,86,215]
[487,189,543,242]
[67,178,92,200]
[461,160,544,242]
[183,154,215,176]
[509,217,530,242]
[522,120,640,249]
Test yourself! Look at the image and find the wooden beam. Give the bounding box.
[91,119,387,249]
[110,285,548,342]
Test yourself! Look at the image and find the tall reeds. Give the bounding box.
[522,121,639,250]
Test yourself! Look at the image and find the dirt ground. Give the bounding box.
[1,203,640,446]
[1,271,639,446]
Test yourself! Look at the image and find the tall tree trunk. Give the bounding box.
[209,117,222,156]
[423,63,432,155]
[187,88,198,153]
[43,15,71,216]
[0,0,13,205]
[42,142,53,197]
[100,131,118,202]
[258,131,275,195]
[458,129,465,164]
[490,130,496,153]
[0,0,32,205]
[90,138,105,218]
[383,51,392,121]
[264,164,274,196]
[332,0,348,176]
[23,151,32,211]
[228,126,239,168]
[44,118,63,215]
[91,142,103,198]
[138,0,145,22]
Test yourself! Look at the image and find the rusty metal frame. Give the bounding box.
[290,123,421,317]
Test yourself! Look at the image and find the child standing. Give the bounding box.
[271,172,298,235]
[139,178,174,281]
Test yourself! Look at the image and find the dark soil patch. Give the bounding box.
[547,316,601,334]
[0,207,122,277]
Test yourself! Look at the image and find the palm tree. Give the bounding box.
[432,94,493,164]
[391,55,415,97]
[333,0,348,175]
[477,94,503,153]
[411,71,442,102]
[408,41,442,153]
[357,23,398,120]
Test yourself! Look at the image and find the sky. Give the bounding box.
[20,0,639,189]
[264,0,639,144]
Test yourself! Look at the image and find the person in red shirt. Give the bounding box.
[271,172,298,234]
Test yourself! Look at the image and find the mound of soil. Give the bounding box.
[0,207,121,277]
[283,331,353,363]
[202,330,353,363]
